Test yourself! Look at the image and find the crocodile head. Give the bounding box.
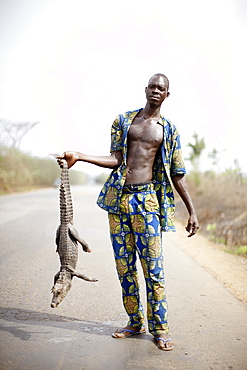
[50,272,72,308]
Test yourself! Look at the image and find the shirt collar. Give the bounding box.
[133,108,164,126]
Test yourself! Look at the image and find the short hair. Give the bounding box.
[148,73,169,90]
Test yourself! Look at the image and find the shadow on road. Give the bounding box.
[0,306,153,345]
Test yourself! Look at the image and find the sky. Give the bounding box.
[0,0,247,175]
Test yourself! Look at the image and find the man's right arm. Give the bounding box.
[57,151,123,169]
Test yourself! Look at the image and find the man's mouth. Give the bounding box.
[150,96,159,100]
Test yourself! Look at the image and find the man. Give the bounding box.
[58,73,199,351]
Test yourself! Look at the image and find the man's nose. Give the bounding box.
[152,87,159,93]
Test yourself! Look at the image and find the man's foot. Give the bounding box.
[154,334,174,351]
[112,325,146,338]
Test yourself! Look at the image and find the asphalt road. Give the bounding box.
[0,185,247,370]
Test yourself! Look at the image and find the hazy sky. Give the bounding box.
[0,0,246,175]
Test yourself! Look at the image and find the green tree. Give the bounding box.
[208,148,220,167]
[187,132,206,172]
[187,132,206,186]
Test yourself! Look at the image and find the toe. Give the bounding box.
[155,335,174,351]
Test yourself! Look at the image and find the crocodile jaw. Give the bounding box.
[51,280,72,308]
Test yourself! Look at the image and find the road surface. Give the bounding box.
[0,185,247,370]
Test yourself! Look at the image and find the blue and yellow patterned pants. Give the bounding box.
[108,183,169,336]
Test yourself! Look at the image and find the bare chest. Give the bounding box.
[128,118,163,146]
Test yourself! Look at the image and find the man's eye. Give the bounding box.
[148,84,165,91]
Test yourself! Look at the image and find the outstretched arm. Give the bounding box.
[57,150,123,169]
[171,174,199,237]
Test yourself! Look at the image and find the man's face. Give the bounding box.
[145,75,170,106]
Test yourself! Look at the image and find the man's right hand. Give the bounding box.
[57,151,78,169]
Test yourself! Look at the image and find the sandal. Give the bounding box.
[112,327,146,338]
[155,337,174,351]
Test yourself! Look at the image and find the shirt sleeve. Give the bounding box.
[170,128,186,176]
[110,115,124,152]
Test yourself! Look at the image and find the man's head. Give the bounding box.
[145,73,170,107]
[148,73,169,90]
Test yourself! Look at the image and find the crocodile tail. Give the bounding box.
[60,159,73,225]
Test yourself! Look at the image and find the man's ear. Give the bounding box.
[167,92,170,97]
[145,86,147,93]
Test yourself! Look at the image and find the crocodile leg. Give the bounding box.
[69,225,91,253]
[66,264,98,282]
[53,271,60,286]
[55,226,60,252]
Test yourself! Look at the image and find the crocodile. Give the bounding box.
[51,157,97,308]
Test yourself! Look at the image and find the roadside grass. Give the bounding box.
[175,171,247,255]
[0,146,88,193]
[225,246,247,256]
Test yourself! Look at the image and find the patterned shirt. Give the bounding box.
[96,109,186,231]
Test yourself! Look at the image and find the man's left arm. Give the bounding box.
[171,174,199,237]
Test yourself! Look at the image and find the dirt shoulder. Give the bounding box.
[174,221,247,304]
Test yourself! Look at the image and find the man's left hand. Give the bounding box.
[185,215,199,237]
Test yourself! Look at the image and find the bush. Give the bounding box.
[0,146,87,193]
[175,171,247,250]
